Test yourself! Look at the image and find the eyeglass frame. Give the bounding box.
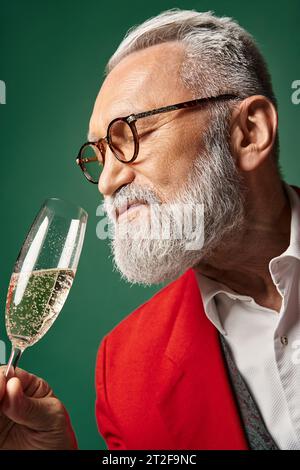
[76,93,240,184]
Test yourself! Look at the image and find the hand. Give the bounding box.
[0,366,77,450]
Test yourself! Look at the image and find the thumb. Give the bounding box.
[2,377,56,429]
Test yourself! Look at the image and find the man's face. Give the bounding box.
[88,42,246,285]
[89,42,207,204]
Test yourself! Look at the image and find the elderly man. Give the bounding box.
[0,9,299,450]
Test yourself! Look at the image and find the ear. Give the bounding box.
[230,95,278,171]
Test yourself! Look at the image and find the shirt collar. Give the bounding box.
[273,182,300,261]
[194,270,230,335]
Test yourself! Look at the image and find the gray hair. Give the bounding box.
[106,8,280,165]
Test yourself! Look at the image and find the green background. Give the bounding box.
[0,0,299,449]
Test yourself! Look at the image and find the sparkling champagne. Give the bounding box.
[5,268,75,350]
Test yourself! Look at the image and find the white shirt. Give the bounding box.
[195,182,300,450]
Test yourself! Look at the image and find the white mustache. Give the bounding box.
[103,185,161,222]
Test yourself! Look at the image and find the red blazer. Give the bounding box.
[95,185,300,450]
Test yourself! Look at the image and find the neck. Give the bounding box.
[194,176,291,312]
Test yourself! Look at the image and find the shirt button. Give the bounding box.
[280,335,288,346]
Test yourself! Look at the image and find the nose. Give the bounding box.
[98,146,135,197]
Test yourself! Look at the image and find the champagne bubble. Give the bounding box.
[5,268,75,349]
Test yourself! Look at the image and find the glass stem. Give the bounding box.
[5,347,23,377]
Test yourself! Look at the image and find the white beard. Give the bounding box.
[103,113,247,285]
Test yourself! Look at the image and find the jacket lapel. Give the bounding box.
[155,268,249,449]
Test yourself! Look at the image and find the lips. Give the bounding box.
[116,201,146,220]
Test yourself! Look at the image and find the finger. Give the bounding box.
[2,377,61,429]
[11,368,52,399]
[0,369,6,403]
[0,365,15,403]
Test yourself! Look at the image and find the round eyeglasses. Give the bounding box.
[76,93,239,184]
[76,116,139,184]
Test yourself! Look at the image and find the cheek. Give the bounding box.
[141,149,195,201]
[163,133,199,179]
[132,125,204,197]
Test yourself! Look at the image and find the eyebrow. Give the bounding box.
[87,103,156,142]
[87,101,142,143]
[87,95,172,143]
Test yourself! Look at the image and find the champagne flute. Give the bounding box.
[4,198,88,376]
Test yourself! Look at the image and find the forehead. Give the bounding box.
[89,42,192,138]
